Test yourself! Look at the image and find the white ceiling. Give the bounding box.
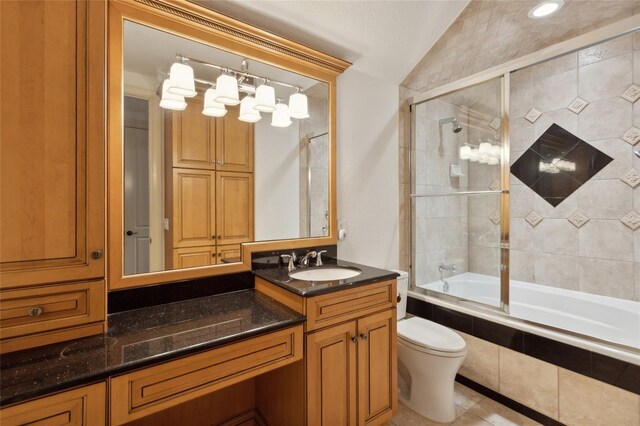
[193,0,470,84]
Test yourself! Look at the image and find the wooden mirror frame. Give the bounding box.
[108,0,350,290]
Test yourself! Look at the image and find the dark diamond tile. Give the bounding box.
[523,333,591,376]
[592,352,640,394]
[510,123,612,207]
[473,318,524,351]
[433,306,473,334]
[406,297,433,321]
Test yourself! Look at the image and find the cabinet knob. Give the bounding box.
[360,333,368,341]
[218,235,222,240]
[212,235,216,240]
[217,160,223,164]
[29,307,43,317]
[91,251,103,260]
[351,336,359,344]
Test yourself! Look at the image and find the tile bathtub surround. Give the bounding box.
[406,297,640,396]
[507,31,640,301]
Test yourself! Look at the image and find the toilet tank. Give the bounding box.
[393,270,409,320]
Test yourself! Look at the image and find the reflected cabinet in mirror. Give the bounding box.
[108,0,349,289]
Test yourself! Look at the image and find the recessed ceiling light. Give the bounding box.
[528,0,564,19]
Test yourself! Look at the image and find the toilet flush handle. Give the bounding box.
[397,294,402,303]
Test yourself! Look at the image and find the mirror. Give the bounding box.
[121,21,330,276]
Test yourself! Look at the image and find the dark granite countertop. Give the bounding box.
[254,258,399,296]
[0,290,304,406]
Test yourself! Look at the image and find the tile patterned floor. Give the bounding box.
[385,383,542,426]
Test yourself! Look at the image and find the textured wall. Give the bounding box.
[402,0,640,93]
[507,32,640,301]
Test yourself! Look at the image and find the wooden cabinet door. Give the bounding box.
[216,244,241,264]
[172,98,216,170]
[307,321,358,426]
[172,169,216,248]
[357,309,397,426]
[0,382,106,426]
[216,172,254,244]
[216,106,254,172]
[0,0,105,288]
[173,247,216,269]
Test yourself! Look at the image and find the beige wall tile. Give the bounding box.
[578,97,632,142]
[534,253,579,291]
[589,139,633,180]
[499,348,559,419]
[578,33,633,66]
[578,179,633,219]
[510,249,535,282]
[533,109,577,141]
[534,219,578,256]
[534,69,578,113]
[579,257,635,299]
[509,185,534,218]
[579,219,634,261]
[579,53,633,102]
[532,52,578,80]
[458,332,500,392]
[558,369,640,426]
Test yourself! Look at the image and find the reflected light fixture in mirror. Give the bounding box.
[160,79,187,110]
[202,87,227,117]
[272,102,292,127]
[167,62,197,97]
[254,82,276,112]
[215,73,241,105]
[239,95,262,123]
[289,91,309,119]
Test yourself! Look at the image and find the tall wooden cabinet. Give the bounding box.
[0,0,106,353]
[165,101,253,269]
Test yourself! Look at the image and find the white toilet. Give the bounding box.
[395,271,467,423]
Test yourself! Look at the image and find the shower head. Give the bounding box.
[439,116,463,134]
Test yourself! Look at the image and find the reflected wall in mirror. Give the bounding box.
[122,21,330,276]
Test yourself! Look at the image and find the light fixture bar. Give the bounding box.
[178,54,301,91]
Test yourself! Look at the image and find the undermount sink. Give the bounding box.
[289,266,362,281]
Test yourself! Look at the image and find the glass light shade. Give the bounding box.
[478,155,490,164]
[167,62,197,98]
[202,88,227,117]
[459,145,472,160]
[254,84,276,112]
[271,103,292,127]
[288,93,309,119]
[469,148,479,162]
[478,142,492,156]
[215,74,240,105]
[159,79,187,111]
[490,144,501,158]
[238,95,261,123]
[488,156,499,165]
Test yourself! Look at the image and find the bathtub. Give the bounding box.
[413,272,640,365]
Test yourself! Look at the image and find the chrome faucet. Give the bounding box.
[316,250,327,266]
[281,252,297,272]
[299,251,317,268]
[438,263,456,292]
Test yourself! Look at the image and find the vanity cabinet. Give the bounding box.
[0,382,106,426]
[0,0,105,288]
[255,278,397,426]
[216,171,254,245]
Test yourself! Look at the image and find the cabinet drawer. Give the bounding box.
[0,280,105,340]
[110,325,303,425]
[0,382,106,426]
[306,280,396,332]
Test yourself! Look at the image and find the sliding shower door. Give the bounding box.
[411,77,506,309]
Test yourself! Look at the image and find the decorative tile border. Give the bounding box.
[621,168,640,188]
[489,179,501,191]
[489,210,501,225]
[568,210,590,228]
[621,211,640,230]
[567,97,589,114]
[407,297,640,395]
[489,117,501,131]
[524,108,542,123]
[622,127,640,145]
[621,84,640,103]
[525,211,544,227]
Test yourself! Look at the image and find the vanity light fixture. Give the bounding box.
[238,95,262,123]
[167,62,197,97]
[272,102,292,127]
[478,141,492,156]
[159,55,310,127]
[215,72,241,106]
[459,145,472,160]
[528,0,564,18]
[159,79,187,111]
[254,81,277,112]
[202,87,227,117]
[289,89,310,119]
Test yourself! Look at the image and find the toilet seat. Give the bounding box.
[397,317,466,356]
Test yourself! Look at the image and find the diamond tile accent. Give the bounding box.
[567,97,589,114]
[622,127,640,145]
[489,117,501,130]
[489,210,500,225]
[620,211,640,230]
[489,179,501,191]
[510,124,613,207]
[524,108,542,123]
[621,168,640,188]
[568,210,590,228]
[525,211,543,227]
[621,84,640,103]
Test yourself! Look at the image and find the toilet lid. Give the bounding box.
[397,317,466,353]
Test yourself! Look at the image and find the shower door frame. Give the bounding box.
[407,15,640,316]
